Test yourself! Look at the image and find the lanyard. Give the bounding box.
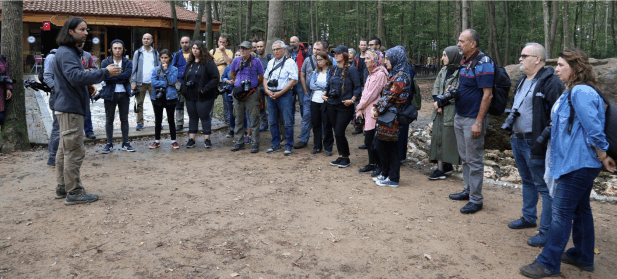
[513,79,537,110]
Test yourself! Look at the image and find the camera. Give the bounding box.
[353,115,365,127]
[327,89,341,99]
[501,109,521,136]
[0,75,15,85]
[185,80,195,88]
[537,126,552,145]
[129,88,139,97]
[267,79,278,88]
[23,79,51,93]
[92,91,102,102]
[241,79,251,92]
[436,87,458,108]
[155,87,166,99]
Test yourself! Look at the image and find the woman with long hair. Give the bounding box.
[428,46,462,179]
[356,50,388,176]
[371,46,411,188]
[308,51,335,155]
[180,41,219,148]
[323,45,362,167]
[149,49,179,149]
[519,48,616,278]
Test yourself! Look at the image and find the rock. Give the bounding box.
[484,151,500,161]
[484,166,498,180]
[484,159,498,167]
[501,157,517,167]
[603,179,617,196]
[409,149,427,160]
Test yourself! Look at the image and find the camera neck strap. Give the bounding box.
[268,57,287,79]
[512,78,537,110]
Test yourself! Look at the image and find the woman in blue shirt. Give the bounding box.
[520,48,616,278]
[149,49,179,149]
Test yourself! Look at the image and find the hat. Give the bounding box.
[331,45,348,54]
[110,39,125,49]
[239,41,252,49]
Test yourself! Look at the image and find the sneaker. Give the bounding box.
[359,164,376,174]
[527,232,548,247]
[136,124,144,131]
[508,217,537,229]
[377,177,399,188]
[251,145,259,153]
[55,185,66,199]
[47,157,56,166]
[284,147,292,156]
[176,125,183,131]
[371,168,381,177]
[325,150,333,156]
[373,174,386,182]
[294,141,307,149]
[100,143,113,154]
[86,134,96,140]
[226,130,234,138]
[186,138,196,148]
[244,135,252,145]
[149,141,160,149]
[204,139,213,148]
[338,158,351,168]
[267,145,282,153]
[65,190,99,205]
[311,148,321,154]
[429,169,446,180]
[330,157,343,166]
[121,142,135,152]
[443,163,454,175]
[231,143,245,151]
[519,261,560,278]
[561,252,594,271]
[171,142,180,149]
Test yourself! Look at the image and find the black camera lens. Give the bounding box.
[500,109,520,136]
[93,92,102,101]
[537,126,552,145]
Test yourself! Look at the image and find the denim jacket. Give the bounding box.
[309,68,329,95]
[150,65,178,100]
[549,85,608,179]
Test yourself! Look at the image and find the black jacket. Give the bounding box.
[324,65,362,109]
[180,60,220,101]
[53,45,109,116]
[512,67,564,159]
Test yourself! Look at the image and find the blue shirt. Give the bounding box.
[549,85,608,179]
[230,56,264,88]
[455,51,494,118]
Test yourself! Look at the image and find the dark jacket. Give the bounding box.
[0,55,13,113]
[512,66,564,159]
[53,45,109,116]
[324,65,361,109]
[180,60,220,101]
[171,50,188,82]
[100,56,132,101]
[354,53,369,85]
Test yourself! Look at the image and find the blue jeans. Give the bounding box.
[536,167,601,273]
[511,137,553,234]
[84,108,94,136]
[298,92,312,143]
[292,83,304,120]
[267,91,294,149]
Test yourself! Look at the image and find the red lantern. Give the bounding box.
[43,21,51,31]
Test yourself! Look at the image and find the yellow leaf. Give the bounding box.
[594,248,600,254]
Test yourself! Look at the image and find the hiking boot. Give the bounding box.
[294,141,307,149]
[231,143,245,151]
[65,190,99,205]
[186,138,196,148]
[121,142,135,152]
[55,185,67,199]
[100,143,113,154]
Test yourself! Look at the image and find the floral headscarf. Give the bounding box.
[366,50,387,75]
[385,46,408,78]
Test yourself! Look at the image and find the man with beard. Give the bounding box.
[172,36,191,131]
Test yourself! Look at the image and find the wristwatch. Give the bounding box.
[474,121,482,127]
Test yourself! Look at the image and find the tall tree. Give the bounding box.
[486,1,502,65]
[542,0,559,58]
[0,0,29,152]
[310,0,315,42]
[504,1,510,65]
[193,0,206,41]
[266,0,285,53]
[455,0,462,38]
[462,0,469,30]
[245,0,253,40]
[377,0,386,47]
[205,1,213,49]
[612,1,617,49]
[212,1,219,22]
[170,0,179,52]
[563,1,572,49]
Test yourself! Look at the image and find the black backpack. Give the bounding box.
[470,53,511,116]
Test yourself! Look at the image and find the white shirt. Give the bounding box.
[141,47,155,84]
[264,57,298,91]
[113,59,126,92]
[311,72,327,103]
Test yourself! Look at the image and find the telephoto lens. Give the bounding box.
[500,109,520,136]
[536,126,552,145]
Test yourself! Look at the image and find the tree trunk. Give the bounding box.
[504,1,510,65]
[461,0,469,30]
[612,1,617,49]
[487,1,502,65]
[573,2,580,48]
[368,9,372,40]
[238,0,242,45]
[542,0,551,57]
[0,0,29,152]
[266,0,285,54]
[205,1,213,49]
[356,1,360,43]
[212,1,219,22]
[192,0,206,41]
[549,1,559,57]
[590,1,597,54]
[455,0,462,37]
[170,1,179,52]
[437,1,441,53]
[377,0,386,47]
[563,1,571,49]
[310,0,315,42]
[245,0,252,40]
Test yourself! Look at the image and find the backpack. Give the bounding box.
[568,85,617,160]
[470,53,511,116]
[397,74,419,126]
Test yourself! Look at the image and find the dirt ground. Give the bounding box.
[2,83,617,279]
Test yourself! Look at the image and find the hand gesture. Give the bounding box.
[106,64,121,76]
[602,157,617,173]
[5,90,11,100]
[162,63,168,70]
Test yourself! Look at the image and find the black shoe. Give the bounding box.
[358,145,368,149]
[561,252,594,271]
[176,125,183,131]
[186,139,196,148]
[325,150,333,156]
[330,157,343,166]
[359,164,376,174]
[371,167,381,177]
[519,261,560,278]
[55,185,66,199]
[429,169,446,180]
[86,134,96,140]
[251,146,259,153]
[311,148,321,154]
[449,190,469,201]
[352,127,363,135]
[231,143,245,151]
[443,163,454,175]
[204,139,213,148]
[65,190,99,205]
[460,202,483,214]
[226,131,234,138]
[100,143,113,154]
[294,141,307,149]
[47,157,56,166]
[508,217,537,229]
[267,145,282,153]
[338,158,351,168]
[121,142,135,152]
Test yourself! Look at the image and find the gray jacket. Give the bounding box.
[131,47,159,86]
[53,45,109,116]
[43,49,57,110]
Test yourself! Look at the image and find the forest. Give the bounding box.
[175,0,617,66]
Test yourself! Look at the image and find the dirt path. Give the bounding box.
[1,92,617,278]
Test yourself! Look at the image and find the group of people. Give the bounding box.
[20,16,617,278]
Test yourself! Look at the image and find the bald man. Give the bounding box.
[288,36,312,149]
[131,33,160,130]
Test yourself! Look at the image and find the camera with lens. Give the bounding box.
[23,79,51,93]
[241,79,251,92]
[92,91,102,102]
[353,115,365,127]
[0,75,15,85]
[327,89,341,99]
[436,87,458,108]
[129,88,139,97]
[536,125,552,145]
[185,80,195,88]
[501,109,521,136]
[267,79,278,88]
[155,87,166,99]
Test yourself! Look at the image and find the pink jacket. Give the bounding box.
[356,69,388,130]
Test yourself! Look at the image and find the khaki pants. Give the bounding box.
[233,91,261,147]
[135,83,153,125]
[56,113,86,193]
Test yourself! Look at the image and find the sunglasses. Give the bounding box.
[520,54,537,59]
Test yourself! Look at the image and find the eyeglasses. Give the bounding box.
[316,59,324,62]
[272,48,283,52]
[368,44,375,46]
[520,54,537,59]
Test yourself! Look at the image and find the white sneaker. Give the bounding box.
[373,174,385,182]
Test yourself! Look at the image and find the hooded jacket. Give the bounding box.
[512,66,564,159]
[100,56,133,101]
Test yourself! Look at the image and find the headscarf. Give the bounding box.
[385,46,408,77]
[365,50,387,75]
[444,46,463,70]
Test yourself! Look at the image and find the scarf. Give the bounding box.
[366,50,387,76]
[385,46,408,78]
[444,46,462,70]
